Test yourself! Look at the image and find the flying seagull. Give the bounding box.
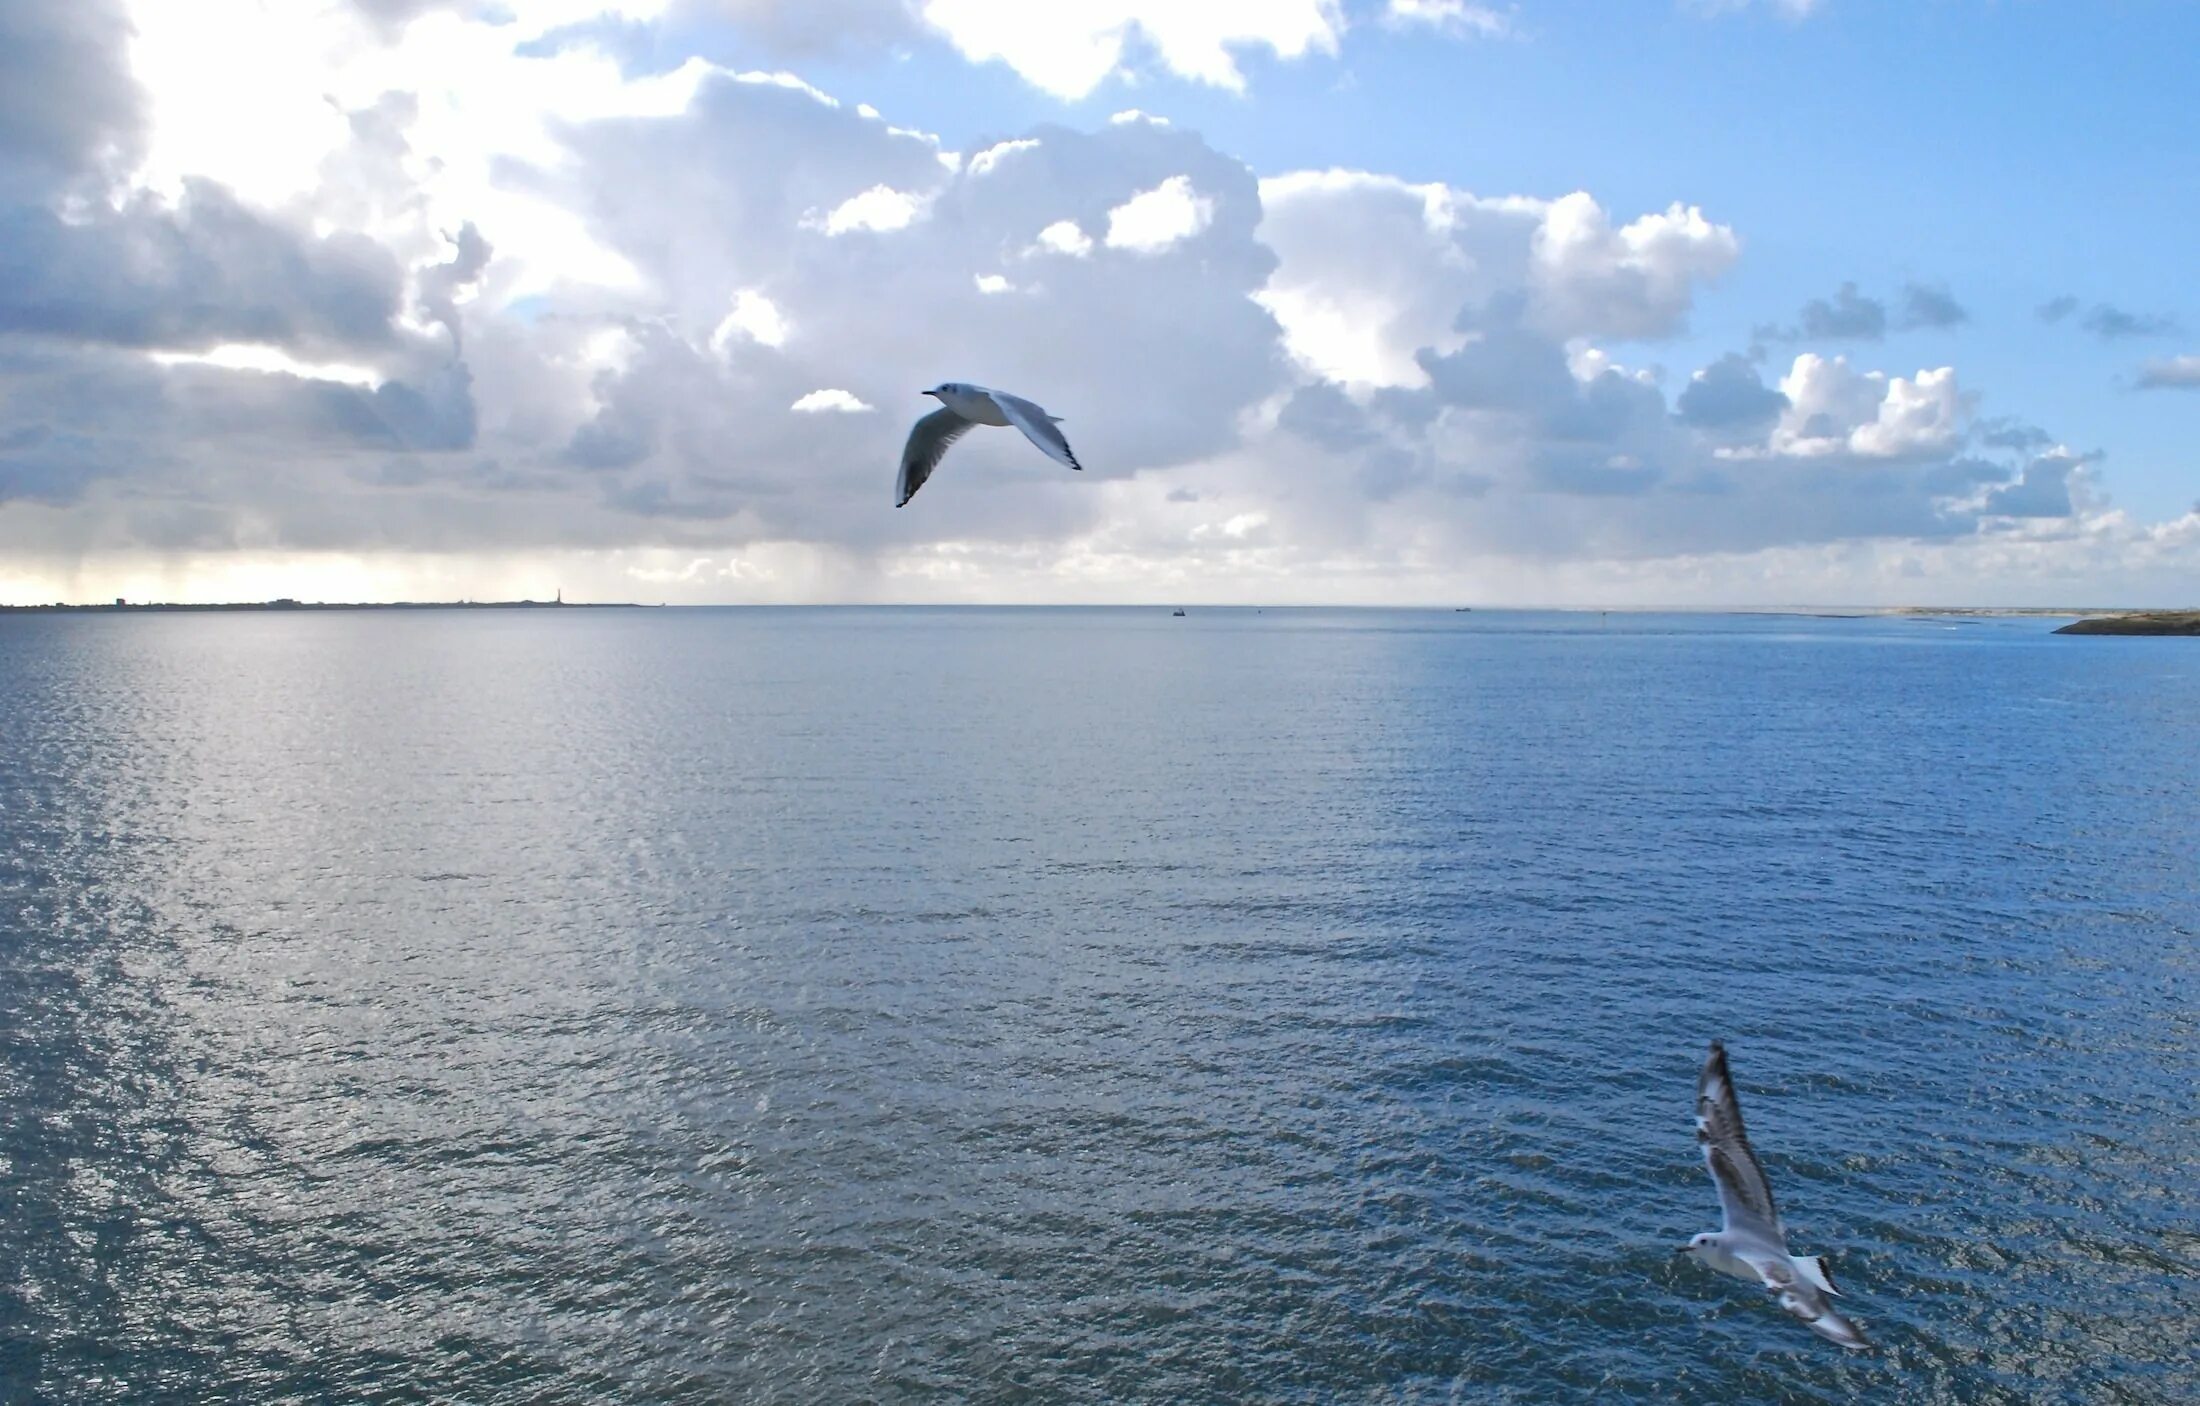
[1678,1041,1871,1351]
[896,382,1082,507]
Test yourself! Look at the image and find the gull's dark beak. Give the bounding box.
[1672,1245,1692,1256]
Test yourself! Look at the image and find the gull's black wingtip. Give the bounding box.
[1703,1040,1731,1080]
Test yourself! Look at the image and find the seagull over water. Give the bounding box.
[1679,1041,1872,1351]
[896,382,1082,507]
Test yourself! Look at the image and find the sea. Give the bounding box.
[1,607,2194,1404]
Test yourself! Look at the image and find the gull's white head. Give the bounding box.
[925,382,964,399]
[1677,1233,1717,1258]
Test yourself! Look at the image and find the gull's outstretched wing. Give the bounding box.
[897,406,976,507]
[985,389,1083,472]
[1697,1041,1784,1242]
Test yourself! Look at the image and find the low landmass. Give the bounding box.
[1891,606,2110,618]
[0,598,646,613]
[2053,611,2200,636]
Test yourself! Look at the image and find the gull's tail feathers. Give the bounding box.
[1798,1300,1871,1352]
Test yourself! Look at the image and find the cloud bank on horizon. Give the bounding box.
[1,0,2195,605]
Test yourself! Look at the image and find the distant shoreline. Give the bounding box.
[0,599,649,614]
[0,601,2183,618]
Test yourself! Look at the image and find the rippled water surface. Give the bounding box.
[2,607,2195,1403]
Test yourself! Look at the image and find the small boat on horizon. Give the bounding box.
[1171,608,1186,617]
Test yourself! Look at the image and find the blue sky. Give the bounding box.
[0,0,2195,605]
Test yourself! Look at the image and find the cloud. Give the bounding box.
[1689,0,1824,17]
[0,0,2173,606]
[1759,280,1885,342]
[1772,354,1965,458]
[2080,303,2179,339]
[684,0,920,58]
[2136,355,2200,390]
[1984,451,2083,519]
[1758,280,1967,342]
[811,184,930,235]
[1977,417,2051,451]
[791,387,873,412]
[1530,194,1740,339]
[2038,297,2179,339]
[0,0,142,187]
[0,181,408,357]
[1384,1,1511,37]
[1675,353,1788,433]
[915,0,1345,99]
[1899,282,1967,330]
[520,88,1284,545]
[1104,175,1214,253]
[1034,219,1094,257]
[1256,172,1737,389]
[2036,294,2078,324]
[710,290,790,352]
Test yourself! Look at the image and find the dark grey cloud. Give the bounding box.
[0,181,405,356]
[1538,367,1667,447]
[1977,417,2051,450]
[2037,296,2180,339]
[2136,356,2200,390]
[0,331,470,515]
[1276,382,1380,450]
[1756,280,1967,344]
[1758,281,1887,342]
[1674,352,1787,431]
[1920,456,2012,498]
[0,0,141,189]
[2079,303,2178,339]
[1414,300,1578,413]
[1899,282,1967,330]
[1985,452,2082,518]
[2036,294,2078,323]
[0,33,477,513]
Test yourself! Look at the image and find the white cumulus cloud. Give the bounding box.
[1034,219,1095,257]
[710,289,790,352]
[790,388,873,413]
[1105,175,1214,254]
[1385,1,1511,37]
[812,184,929,234]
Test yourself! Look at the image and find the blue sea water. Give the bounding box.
[1,606,2194,1404]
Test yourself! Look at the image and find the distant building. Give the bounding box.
[114,597,125,607]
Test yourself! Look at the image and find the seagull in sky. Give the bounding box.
[896,382,1082,507]
[1678,1041,1872,1351]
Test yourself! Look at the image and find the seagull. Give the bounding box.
[1678,1041,1871,1351]
[896,382,1082,507]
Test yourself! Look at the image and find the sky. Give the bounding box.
[1,0,2196,606]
